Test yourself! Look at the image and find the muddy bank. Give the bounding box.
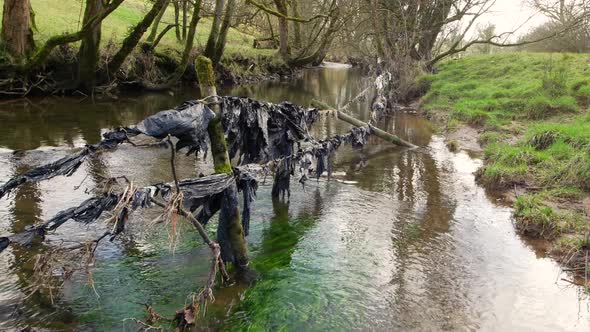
[0,49,297,98]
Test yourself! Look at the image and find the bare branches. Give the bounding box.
[429,12,588,66]
[245,0,329,23]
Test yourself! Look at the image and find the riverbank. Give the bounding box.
[0,0,293,96]
[419,52,590,287]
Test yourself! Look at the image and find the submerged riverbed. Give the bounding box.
[0,67,589,331]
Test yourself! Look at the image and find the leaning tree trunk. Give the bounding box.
[173,0,182,40]
[141,0,202,90]
[195,55,249,270]
[291,0,302,49]
[1,0,35,59]
[146,0,170,43]
[107,0,169,77]
[273,0,290,58]
[204,0,225,59]
[182,0,188,40]
[78,0,104,92]
[211,0,236,65]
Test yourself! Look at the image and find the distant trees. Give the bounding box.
[2,0,589,97]
[475,24,497,54]
[245,0,339,66]
[521,0,590,52]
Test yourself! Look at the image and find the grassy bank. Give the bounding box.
[420,52,590,284]
[0,0,285,85]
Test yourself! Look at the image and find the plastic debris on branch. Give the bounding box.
[0,95,379,254]
[0,173,243,254]
[221,96,319,164]
[0,101,216,199]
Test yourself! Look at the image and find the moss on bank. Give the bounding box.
[421,52,590,284]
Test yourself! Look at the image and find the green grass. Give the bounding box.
[422,53,590,190]
[513,193,586,239]
[421,53,590,276]
[422,53,589,127]
[1,0,275,60]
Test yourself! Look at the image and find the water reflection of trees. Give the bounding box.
[1,158,77,330]
[330,112,469,328]
[0,93,195,150]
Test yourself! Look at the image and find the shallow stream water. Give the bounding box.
[0,67,589,331]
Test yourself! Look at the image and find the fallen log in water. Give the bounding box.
[310,99,417,148]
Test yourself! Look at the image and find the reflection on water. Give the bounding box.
[0,68,589,331]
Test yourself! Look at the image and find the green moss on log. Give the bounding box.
[227,205,248,266]
[196,55,215,87]
[208,117,233,174]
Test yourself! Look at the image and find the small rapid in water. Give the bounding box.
[0,67,588,331]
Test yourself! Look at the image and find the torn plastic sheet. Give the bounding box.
[271,158,294,200]
[0,102,214,199]
[131,100,215,154]
[0,193,120,253]
[221,97,319,164]
[0,144,115,200]
[292,126,373,190]
[0,171,259,258]
[234,167,258,236]
[0,97,315,200]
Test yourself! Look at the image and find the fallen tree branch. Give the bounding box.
[245,0,328,22]
[311,99,416,148]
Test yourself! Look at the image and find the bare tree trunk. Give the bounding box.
[273,0,290,58]
[173,0,181,40]
[147,0,170,43]
[291,0,302,49]
[212,0,235,64]
[204,0,226,59]
[78,0,104,92]
[182,0,188,40]
[195,55,250,270]
[1,0,35,59]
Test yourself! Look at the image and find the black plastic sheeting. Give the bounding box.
[222,97,319,164]
[293,126,373,189]
[0,96,375,261]
[0,101,214,200]
[234,167,258,236]
[0,140,125,200]
[271,158,294,200]
[0,97,316,200]
[130,100,215,155]
[0,193,120,253]
[0,171,259,263]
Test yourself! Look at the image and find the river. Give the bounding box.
[0,66,589,331]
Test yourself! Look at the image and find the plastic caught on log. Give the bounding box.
[234,167,258,236]
[0,97,315,200]
[0,170,259,260]
[221,97,319,164]
[292,126,373,189]
[0,193,120,253]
